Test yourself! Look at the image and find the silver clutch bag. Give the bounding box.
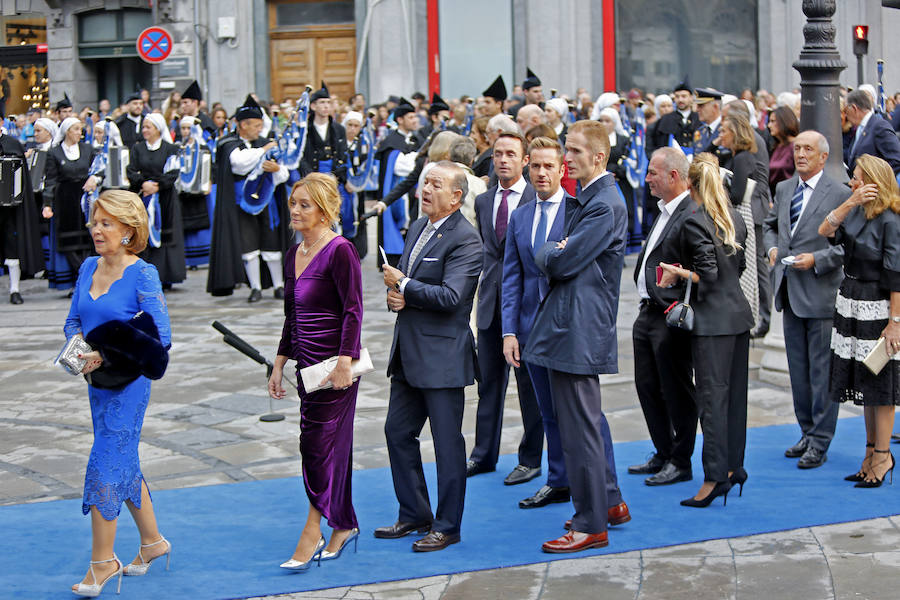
[54,335,93,376]
[299,348,374,393]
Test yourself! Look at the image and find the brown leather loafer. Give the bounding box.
[564,502,631,530]
[373,520,432,539]
[542,530,608,553]
[412,530,460,552]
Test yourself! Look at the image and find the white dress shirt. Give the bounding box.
[230,137,288,185]
[492,176,527,227]
[531,187,565,246]
[637,190,690,299]
[791,169,823,236]
[398,212,453,294]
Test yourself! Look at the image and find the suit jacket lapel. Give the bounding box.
[400,218,427,273]
[794,176,830,234]
[409,211,459,276]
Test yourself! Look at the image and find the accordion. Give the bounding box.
[177,148,212,195]
[28,150,47,193]
[0,156,24,207]
[105,146,130,189]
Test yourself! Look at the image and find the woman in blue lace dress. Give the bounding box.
[64,190,172,597]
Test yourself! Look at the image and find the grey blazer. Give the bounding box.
[762,172,849,319]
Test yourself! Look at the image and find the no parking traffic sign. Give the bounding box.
[136,26,173,64]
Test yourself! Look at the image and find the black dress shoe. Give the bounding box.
[504,464,541,485]
[628,455,666,475]
[247,288,263,303]
[798,446,827,469]
[519,485,570,509]
[785,437,809,458]
[645,462,692,486]
[373,520,432,539]
[273,286,285,299]
[9,292,23,305]
[466,460,495,477]
[412,530,460,552]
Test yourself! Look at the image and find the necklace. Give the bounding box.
[301,230,330,256]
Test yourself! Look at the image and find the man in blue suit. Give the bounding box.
[467,132,544,486]
[501,137,630,526]
[845,89,900,176]
[377,161,483,552]
[523,120,628,553]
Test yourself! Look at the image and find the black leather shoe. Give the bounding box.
[273,286,285,299]
[373,520,432,539]
[504,464,541,485]
[248,288,263,303]
[645,462,692,486]
[798,446,827,469]
[628,455,665,475]
[9,292,23,305]
[412,530,460,552]
[785,437,809,458]
[519,485,570,509]
[466,460,495,477]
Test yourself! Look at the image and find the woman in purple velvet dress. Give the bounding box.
[268,172,363,570]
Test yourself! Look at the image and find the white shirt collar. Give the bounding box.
[37,141,51,151]
[538,187,565,204]
[799,169,824,189]
[499,176,527,195]
[428,213,453,230]
[660,190,690,215]
[706,116,721,131]
[678,108,691,119]
[582,171,610,192]
[61,141,80,160]
[146,138,162,151]
[127,113,142,123]
[860,110,874,130]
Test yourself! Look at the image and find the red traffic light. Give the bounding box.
[854,25,869,40]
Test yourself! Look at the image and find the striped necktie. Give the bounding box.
[790,181,806,231]
[408,222,435,268]
[533,201,549,256]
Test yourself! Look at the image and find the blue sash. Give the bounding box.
[235,175,279,230]
[380,149,406,254]
[143,193,162,248]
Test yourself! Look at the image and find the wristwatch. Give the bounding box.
[891,316,900,323]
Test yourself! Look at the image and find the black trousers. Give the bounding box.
[691,333,750,482]
[470,309,544,469]
[755,224,772,330]
[549,370,609,534]
[632,301,697,469]
[384,360,466,535]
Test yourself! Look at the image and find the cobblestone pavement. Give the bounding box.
[2,238,897,599]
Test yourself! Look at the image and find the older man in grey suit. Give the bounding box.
[524,120,627,553]
[763,130,849,469]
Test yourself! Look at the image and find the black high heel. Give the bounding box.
[680,481,732,508]
[855,449,894,488]
[729,468,748,497]
[845,443,874,482]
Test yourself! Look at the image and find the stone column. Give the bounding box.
[792,0,847,183]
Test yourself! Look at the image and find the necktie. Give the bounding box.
[533,201,548,256]
[850,125,863,156]
[408,222,435,268]
[790,181,806,231]
[496,189,510,241]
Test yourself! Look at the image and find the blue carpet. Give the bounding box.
[3,416,899,599]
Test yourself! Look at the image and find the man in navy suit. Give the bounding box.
[467,132,544,486]
[523,120,628,553]
[845,90,900,176]
[377,161,483,552]
[502,136,630,523]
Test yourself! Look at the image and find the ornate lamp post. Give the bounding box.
[792,0,848,182]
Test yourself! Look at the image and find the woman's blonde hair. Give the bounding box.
[689,153,740,253]
[854,154,900,219]
[428,130,460,162]
[290,172,341,225]
[722,113,757,154]
[88,189,150,253]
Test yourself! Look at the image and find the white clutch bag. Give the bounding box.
[299,348,374,393]
[863,338,894,376]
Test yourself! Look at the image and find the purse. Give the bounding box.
[54,335,93,376]
[299,348,374,393]
[863,337,894,376]
[664,275,695,332]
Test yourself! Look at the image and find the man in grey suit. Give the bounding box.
[523,120,628,553]
[377,161,483,552]
[763,130,849,469]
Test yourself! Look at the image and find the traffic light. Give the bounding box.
[853,25,869,56]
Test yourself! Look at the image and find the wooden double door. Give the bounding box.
[269,0,356,106]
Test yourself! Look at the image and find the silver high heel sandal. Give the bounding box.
[72,555,123,597]
[122,536,171,576]
[320,528,359,561]
[280,535,325,571]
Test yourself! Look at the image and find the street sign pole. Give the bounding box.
[151,1,160,112]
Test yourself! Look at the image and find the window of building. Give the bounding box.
[78,9,153,107]
[615,0,758,94]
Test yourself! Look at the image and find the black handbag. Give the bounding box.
[664,275,695,332]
